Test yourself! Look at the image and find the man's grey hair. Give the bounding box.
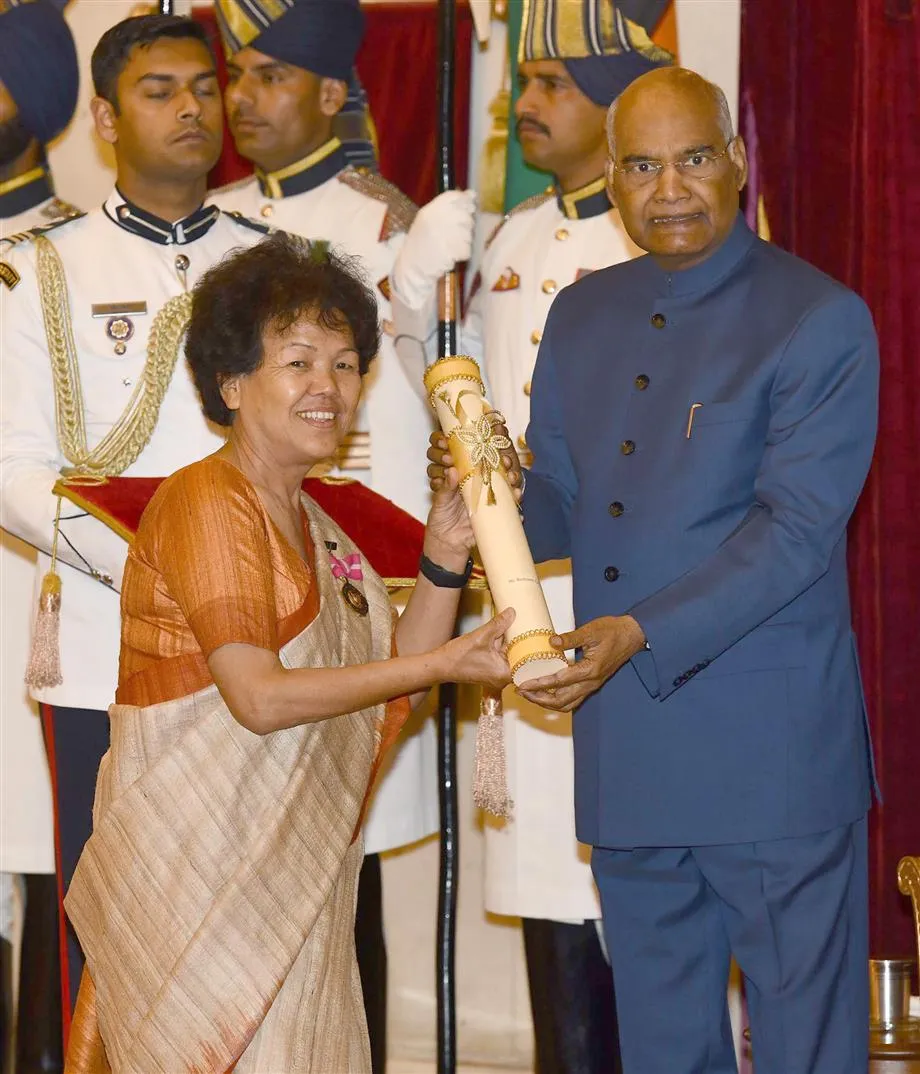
[606,70,734,160]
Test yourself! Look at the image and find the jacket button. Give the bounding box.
[634,374,650,390]
[260,204,274,218]
[604,566,620,582]
[608,501,624,517]
[554,228,569,241]
[542,279,557,294]
[651,312,666,328]
[523,380,532,397]
[621,440,636,455]
[530,329,542,345]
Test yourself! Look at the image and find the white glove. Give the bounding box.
[391,189,477,310]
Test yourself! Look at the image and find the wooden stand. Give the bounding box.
[871,1019,920,1072]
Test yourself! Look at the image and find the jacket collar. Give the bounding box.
[0,165,54,220]
[103,188,221,245]
[255,137,348,199]
[556,176,612,220]
[654,212,757,297]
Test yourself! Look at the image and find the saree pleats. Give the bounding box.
[65,496,398,1072]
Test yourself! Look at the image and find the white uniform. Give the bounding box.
[463,180,641,921]
[0,191,268,718]
[0,168,79,927]
[210,139,438,854]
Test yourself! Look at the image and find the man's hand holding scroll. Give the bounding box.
[517,615,647,712]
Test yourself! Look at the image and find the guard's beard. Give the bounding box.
[0,116,36,173]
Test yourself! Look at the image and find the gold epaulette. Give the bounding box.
[337,167,418,240]
[484,186,554,251]
[1,208,86,250]
[40,198,83,224]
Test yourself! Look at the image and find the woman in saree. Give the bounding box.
[64,233,513,1072]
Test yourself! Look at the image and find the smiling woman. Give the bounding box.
[62,233,514,1072]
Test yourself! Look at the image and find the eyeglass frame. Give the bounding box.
[609,137,737,189]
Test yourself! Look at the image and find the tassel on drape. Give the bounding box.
[473,687,513,817]
[25,496,64,690]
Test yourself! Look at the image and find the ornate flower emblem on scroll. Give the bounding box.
[444,395,512,507]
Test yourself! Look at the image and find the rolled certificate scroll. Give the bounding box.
[424,355,568,686]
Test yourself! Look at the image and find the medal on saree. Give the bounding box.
[326,542,369,616]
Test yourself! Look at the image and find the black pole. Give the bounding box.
[435,2,459,1073]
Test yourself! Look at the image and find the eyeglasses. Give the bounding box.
[611,140,734,191]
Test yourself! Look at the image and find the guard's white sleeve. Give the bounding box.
[387,229,437,398]
[0,247,129,591]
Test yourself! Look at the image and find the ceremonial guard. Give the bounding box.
[398,2,671,1070]
[0,14,271,1046]
[0,0,80,1065]
[208,2,474,1065]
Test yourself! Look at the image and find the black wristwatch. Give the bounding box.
[419,553,474,589]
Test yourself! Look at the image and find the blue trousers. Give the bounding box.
[42,704,110,1022]
[592,816,868,1074]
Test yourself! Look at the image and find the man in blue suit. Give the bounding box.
[432,66,879,1073]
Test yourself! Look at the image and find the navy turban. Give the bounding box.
[565,50,670,109]
[215,0,364,82]
[0,0,79,145]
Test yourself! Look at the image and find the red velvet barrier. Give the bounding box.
[192,2,473,205]
[741,0,920,959]
[56,477,426,584]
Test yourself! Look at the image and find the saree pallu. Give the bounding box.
[65,496,397,1073]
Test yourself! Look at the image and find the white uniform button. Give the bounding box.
[554,228,569,241]
[530,329,542,345]
[261,204,273,218]
[542,280,557,295]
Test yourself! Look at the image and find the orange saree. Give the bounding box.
[65,456,409,1072]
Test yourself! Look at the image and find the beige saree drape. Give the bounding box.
[65,497,397,1073]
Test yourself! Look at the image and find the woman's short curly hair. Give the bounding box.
[186,231,381,426]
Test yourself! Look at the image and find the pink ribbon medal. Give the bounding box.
[328,548,369,616]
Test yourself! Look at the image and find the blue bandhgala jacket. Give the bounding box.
[522,213,879,849]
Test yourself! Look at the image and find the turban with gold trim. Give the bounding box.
[519,0,673,107]
[214,0,363,82]
[0,0,79,145]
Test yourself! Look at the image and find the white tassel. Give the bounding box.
[473,687,513,818]
[25,496,64,689]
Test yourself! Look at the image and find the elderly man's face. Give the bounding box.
[607,75,747,270]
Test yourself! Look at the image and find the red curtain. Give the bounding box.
[193,2,473,205]
[741,2,920,958]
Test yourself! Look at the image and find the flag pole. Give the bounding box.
[435,1,460,1072]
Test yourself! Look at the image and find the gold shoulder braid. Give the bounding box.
[25,235,193,690]
[35,235,191,478]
